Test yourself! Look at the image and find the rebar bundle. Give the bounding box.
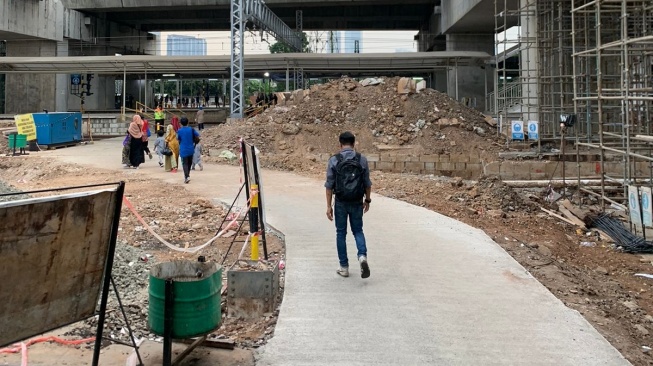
[589,213,653,253]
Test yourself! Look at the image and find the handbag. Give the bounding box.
[162,144,173,156]
[193,129,201,144]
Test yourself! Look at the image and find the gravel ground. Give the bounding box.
[0,180,28,202]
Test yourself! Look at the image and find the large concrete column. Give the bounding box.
[5,41,57,114]
[520,0,538,123]
[446,34,493,112]
[55,40,69,112]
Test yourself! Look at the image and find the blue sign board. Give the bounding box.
[528,121,539,140]
[71,74,82,86]
[511,121,524,140]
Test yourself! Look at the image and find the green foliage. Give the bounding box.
[269,32,311,54]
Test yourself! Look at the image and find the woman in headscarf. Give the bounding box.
[164,124,180,172]
[128,114,145,169]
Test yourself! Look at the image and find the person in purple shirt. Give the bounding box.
[177,117,200,184]
[325,131,373,279]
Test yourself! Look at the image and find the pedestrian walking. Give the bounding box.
[141,115,153,160]
[192,141,203,171]
[325,131,372,278]
[154,105,165,134]
[121,131,131,168]
[195,106,205,130]
[153,129,165,167]
[128,115,145,169]
[164,125,179,173]
[177,117,200,184]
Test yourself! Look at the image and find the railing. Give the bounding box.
[486,82,522,114]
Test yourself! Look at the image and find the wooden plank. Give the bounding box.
[557,205,587,228]
[483,114,497,127]
[540,207,577,226]
[559,199,588,220]
[179,337,235,350]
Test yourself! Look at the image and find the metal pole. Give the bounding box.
[251,146,268,260]
[163,279,174,366]
[454,59,459,101]
[286,60,289,92]
[92,182,126,366]
[122,63,127,117]
[144,68,148,110]
[111,276,144,366]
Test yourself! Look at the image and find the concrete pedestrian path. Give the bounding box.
[43,139,629,365]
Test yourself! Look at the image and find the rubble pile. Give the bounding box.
[202,77,504,170]
[449,175,536,215]
[67,241,152,343]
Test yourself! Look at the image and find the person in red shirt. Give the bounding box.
[140,113,153,160]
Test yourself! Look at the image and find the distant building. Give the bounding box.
[326,31,341,53]
[343,31,362,53]
[166,35,207,56]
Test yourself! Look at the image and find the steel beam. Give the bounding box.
[231,0,302,119]
[230,0,245,118]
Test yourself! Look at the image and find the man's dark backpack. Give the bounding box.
[333,153,366,202]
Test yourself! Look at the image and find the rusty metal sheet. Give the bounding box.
[0,189,118,347]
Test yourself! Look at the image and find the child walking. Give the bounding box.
[153,129,165,167]
[192,141,203,171]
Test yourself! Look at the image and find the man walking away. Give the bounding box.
[195,106,205,131]
[177,117,200,184]
[325,131,372,279]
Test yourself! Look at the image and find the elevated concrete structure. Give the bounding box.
[0,0,156,114]
[441,0,518,34]
[62,0,436,31]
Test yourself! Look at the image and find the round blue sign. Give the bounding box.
[630,192,637,209]
[513,124,522,132]
[529,123,537,132]
[643,193,649,210]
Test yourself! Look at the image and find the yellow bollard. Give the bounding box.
[250,184,259,261]
[251,233,259,261]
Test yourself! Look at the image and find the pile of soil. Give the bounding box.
[202,77,504,172]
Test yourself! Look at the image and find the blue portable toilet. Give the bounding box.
[32,112,82,145]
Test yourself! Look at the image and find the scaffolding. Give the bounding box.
[571,0,653,231]
[493,0,539,142]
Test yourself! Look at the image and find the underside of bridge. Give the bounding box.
[64,0,439,31]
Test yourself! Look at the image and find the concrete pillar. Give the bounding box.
[55,40,69,112]
[520,0,538,123]
[445,34,493,112]
[433,69,448,93]
[5,41,57,114]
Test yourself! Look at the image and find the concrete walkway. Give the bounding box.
[42,139,630,365]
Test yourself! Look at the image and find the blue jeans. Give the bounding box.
[334,200,367,268]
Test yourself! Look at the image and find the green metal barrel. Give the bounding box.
[148,261,222,339]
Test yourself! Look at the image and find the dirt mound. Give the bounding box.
[202,77,504,172]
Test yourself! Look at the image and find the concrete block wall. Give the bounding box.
[312,151,648,181]
[83,116,127,136]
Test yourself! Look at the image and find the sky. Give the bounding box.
[156,30,418,55]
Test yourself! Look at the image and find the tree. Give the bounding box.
[269,32,311,54]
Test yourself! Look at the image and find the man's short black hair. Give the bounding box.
[157,129,164,137]
[180,117,189,126]
[339,131,356,146]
